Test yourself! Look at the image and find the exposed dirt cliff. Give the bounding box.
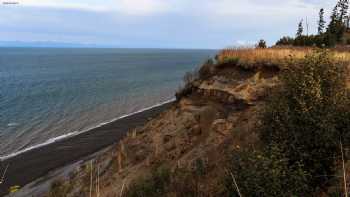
[32,62,281,197]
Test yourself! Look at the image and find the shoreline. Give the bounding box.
[0,100,174,196]
[0,98,175,161]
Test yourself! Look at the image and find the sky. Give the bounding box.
[0,0,338,49]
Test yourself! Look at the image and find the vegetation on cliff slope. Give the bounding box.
[224,50,350,196]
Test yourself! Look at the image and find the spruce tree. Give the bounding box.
[335,0,349,41]
[339,0,349,22]
[318,8,326,34]
[339,0,349,32]
[296,20,303,37]
[346,15,350,29]
[328,3,339,34]
[326,2,344,42]
[257,39,267,48]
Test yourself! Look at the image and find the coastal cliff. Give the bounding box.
[40,49,281,197]
[10,48,350,197]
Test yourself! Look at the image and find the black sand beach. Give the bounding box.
[0,102,173,196]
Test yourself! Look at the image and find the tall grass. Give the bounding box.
[217,47,350,68]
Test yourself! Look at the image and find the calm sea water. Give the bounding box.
[0,48,216,157]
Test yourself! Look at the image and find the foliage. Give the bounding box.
[296,20,304,37]
[318,8,326,34]
[256,39,267,49]
[223,145,311,197]
[260,50,350,191]
[124,160,209,197]
[338,0,349,23]
[276,34,327,47]
[276,0,350,47]
[223,50,350,196]
[124,166,171,197]
[275,36,294,46]
[45,179,73,197]
[293,35,324,47]
[324,32,338,47]
[218,56,240,67]
[328,1,348,42]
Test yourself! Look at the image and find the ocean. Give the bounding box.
[0,48,216,157]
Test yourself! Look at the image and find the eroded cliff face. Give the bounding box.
[43,65,281,197]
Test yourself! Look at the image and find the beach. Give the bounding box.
[0,101,173,196]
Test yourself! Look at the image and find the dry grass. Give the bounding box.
[217,47,350,69]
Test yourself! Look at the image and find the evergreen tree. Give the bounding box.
[257,39,267,48]
[346,15,350,29]
[327,2,346,42]
[328,3,340,34]
[296,20,303,37]
[335,0,349,41]
[339,0,349,34]
[318,8,326,34]
[339,0,349,22]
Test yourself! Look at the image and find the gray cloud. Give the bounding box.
[0,0,337,48]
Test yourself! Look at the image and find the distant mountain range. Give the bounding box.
[0,41,113,48]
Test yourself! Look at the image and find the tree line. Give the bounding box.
[276,0,350,47]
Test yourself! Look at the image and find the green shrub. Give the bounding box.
[124,166,171,197]
[217,57,240,68]
[170,167,199,197]
[223,50,350,196]
[124,162,209,197]
[46,179,72,197]
[260,50,350,191]
[223,145,311,197]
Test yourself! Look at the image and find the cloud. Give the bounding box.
[0,0,339,48]
[12,0,336,16]
[16,0,111,11]
[115,0,175,15]
[199,0,329,17]
[15,0,178,15]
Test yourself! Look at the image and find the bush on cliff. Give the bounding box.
[223,145,310,197]
[45,179,73,197]
[225,50,350,196]
[261,50,350,189]
[124,160,209,197]
[124,166,171,197]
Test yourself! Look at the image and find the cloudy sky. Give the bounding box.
[0,0,337,49]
